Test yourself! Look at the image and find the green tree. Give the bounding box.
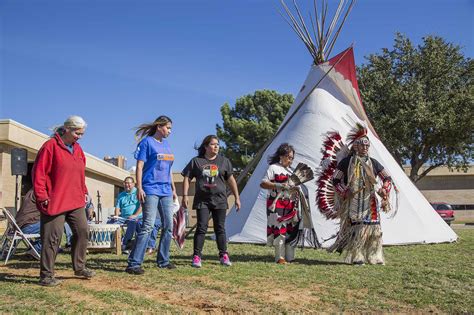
[216,90,294,172]
[358,33,473,182]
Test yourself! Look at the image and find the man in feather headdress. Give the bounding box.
[330,124,393,265]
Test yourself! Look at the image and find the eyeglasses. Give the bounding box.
[284,155,294,160]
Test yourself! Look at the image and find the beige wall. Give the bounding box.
[0,145,18,210]
[404,166,474,209]
[85,171,118,213]
[416,175,474,191]
[419,189,473,205]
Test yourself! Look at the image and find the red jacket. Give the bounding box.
[33,133,87,216]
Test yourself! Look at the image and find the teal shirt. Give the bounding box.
[115,187,141,218]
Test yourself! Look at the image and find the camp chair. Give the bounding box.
[0,208,40,264]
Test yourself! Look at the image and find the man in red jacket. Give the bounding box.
[33,115,95,286]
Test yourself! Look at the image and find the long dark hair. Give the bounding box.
[134,115,172,141]
[267,143,295,165]
[196,135,219,158]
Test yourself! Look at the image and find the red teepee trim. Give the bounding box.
[327,47,363,106]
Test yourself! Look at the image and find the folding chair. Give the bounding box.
[0,208,40,264]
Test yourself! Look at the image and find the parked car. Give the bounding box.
[430,202,455,225]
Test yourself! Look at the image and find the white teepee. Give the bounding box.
[225,1,457,247]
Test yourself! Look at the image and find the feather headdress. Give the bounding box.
[346,123,368,146]
[316,131,348,219]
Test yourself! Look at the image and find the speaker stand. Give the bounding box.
[96,190,102,224]
[14,175,20,214]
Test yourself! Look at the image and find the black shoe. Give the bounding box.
[125,266,145,275]
[158,262,176,269]
[39,277,62,287]
[74,268,96,279]
[353,261,365,265]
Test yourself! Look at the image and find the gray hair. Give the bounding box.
[64,115,87,129]
[53,115,87,135]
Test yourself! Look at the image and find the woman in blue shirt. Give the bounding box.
[126,115,178,274]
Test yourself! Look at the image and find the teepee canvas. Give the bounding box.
[225,1,457,247]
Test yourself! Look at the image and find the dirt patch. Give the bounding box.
[68,275,250,312]
[0,264,327,312]
[242,279,325,312]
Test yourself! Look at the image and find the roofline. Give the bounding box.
[0,119,50,139]
[0,119,130,182]
[403,165,473,176]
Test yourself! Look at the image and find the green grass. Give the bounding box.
[0,228,472,313]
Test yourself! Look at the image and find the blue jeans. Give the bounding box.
[64,223,72,246]
[106,217,138,247]
[22,222,41,253]
[108,217,161,249]
[140,218,162,250]
[127,195,173,268]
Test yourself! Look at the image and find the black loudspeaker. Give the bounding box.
[11,148,28,176]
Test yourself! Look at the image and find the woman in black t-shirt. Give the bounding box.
[181,135,241,268]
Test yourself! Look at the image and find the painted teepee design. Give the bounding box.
[225,1,457,247]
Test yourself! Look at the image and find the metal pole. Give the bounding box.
[96,190,102,224]
[14,175,19,215]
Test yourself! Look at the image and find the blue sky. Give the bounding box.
[1,0,472,171]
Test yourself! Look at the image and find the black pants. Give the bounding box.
[193,207,227,258]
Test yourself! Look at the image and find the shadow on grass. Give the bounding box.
[2,254,41,269]
[80,257,126,273]
[0,272,39,284]
[0,272,79,285]
[4,254,127,273]
[2,246,346,273]
[170,252,347,266]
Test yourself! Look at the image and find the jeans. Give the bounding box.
[64,223,72,246]
[127,195,173,268]
[142,218,162,250]
[22,222,41,253]
[107,217,139,247]
[108,217,161,249]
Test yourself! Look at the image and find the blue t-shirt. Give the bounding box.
[134,136,174,196]
[115,187,141,218]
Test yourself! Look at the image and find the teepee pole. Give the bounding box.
[281,0,355,65]
[325,1,355,58]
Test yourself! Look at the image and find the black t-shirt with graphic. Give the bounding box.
[181,155,233,210]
